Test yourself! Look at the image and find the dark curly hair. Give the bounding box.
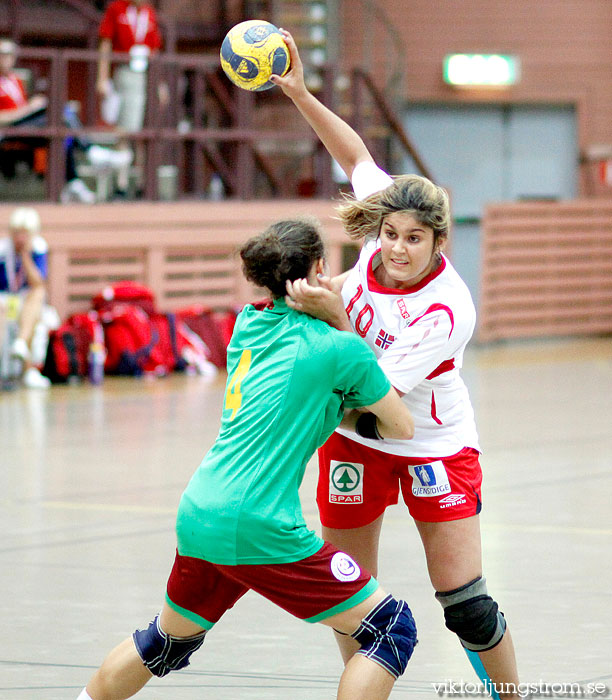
[240,218,325,298]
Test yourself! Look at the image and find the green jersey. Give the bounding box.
[176,298,391,565]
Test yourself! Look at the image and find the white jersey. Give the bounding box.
[335,162,480,458]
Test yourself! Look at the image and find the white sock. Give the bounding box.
[76,689,93,700]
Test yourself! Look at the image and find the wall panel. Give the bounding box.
[339,0,612,196]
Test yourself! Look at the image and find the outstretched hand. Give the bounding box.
[270,30,308,99]
[285,276,351,330]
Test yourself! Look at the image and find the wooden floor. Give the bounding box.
[1,337,611,699]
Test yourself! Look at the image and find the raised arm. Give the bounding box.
[271,31,373,180]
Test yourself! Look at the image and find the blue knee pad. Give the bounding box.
[133,615,206,677]
[351,595,418,679]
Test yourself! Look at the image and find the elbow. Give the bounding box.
[401,420,415,441]
[384,417,413,441]
[398,411,415,440]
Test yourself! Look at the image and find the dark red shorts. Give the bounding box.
[317,432,482,528]
[165,542,378,630]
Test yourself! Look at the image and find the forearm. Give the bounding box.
[327,309,352,332]
[289,89,373,179]
[97,39,112,85]
[0,109,16,126]
[21,254,44,288]
[0,102,42,125]
[364,388,414,440]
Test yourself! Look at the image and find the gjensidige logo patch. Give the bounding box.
[329,461,364,504]
[409,461,451,497]
[330,552,361,582]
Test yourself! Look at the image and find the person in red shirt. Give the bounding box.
[0,38,131,202]
[97,0,167,197]
[0,40,47,122]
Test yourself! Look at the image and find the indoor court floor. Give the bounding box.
[1,336,611,699]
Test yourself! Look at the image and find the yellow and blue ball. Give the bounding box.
[220,20,290,92]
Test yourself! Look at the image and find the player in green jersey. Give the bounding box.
[76,218,417,700]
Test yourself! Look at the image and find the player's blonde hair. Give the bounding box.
[337,174,451,244]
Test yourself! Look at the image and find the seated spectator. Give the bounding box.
[0,38,132,203]
[0,207,55,389]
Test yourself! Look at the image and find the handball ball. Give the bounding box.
[220,20,290,92]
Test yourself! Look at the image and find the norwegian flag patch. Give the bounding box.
[375,329,396,349]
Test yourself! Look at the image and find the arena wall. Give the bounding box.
[0,201,356,321]
[340,0,612,197]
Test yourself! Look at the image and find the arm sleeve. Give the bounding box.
[379,306,455,394]
[334,332,391,407]
[351,161,394,201]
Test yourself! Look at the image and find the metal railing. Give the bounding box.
[349,67,434,182]
[2,47,338,202]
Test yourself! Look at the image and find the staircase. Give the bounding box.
[243,0,337,91]
[270,0,338,91]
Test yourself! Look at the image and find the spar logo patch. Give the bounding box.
[329,461,363,503]
[330,552,361,582]
[409,461,451,497]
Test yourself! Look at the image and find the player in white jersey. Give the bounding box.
[273,32,520,700]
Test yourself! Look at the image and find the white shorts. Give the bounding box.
[114,66,148,132]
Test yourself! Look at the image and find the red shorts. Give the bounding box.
[317,432,482,528]
[165,542,378,629]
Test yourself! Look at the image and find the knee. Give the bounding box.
[351,595,418,678]
[133,615,206,677]
[435,576,506,652]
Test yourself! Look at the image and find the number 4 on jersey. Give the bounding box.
[225,349,252,420]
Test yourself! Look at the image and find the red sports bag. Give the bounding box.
[92,281,157,315]
[42,311,104,383]
[175,305,234,368]
[101,304,166,375]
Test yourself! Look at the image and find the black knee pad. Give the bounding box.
[351,594,418,679]
[133,615,206,677]
[435,577,506,652]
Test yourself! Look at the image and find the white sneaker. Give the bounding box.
[23,367,51,389]
[87,145,133,169]
[10,337,30,362]
[61,178,96,204]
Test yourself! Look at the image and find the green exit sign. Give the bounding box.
[444,54,520,86]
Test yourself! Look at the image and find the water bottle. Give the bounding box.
[88,342,106,385]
